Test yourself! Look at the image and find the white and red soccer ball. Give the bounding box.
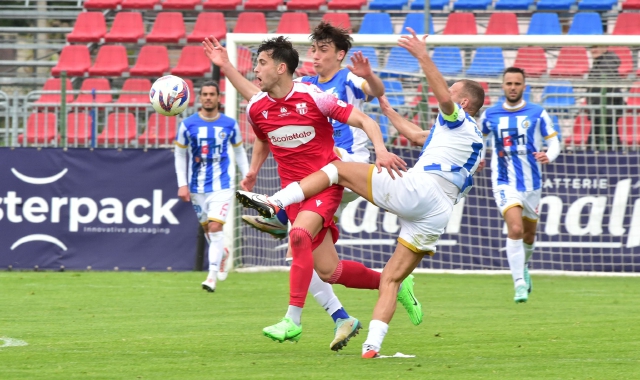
[149,75,190,116]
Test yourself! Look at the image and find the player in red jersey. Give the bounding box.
[211,36,406,344]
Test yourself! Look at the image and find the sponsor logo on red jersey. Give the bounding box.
[267,125,315,148]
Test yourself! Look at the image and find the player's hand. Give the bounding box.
[477,159,486,171]
[240,171,258,191]
[202,36,230,68]
[398,27,429,60]
[177,186,190,202]
[346,51,374,79]
[375,149,407,179]
[533,152,549,164]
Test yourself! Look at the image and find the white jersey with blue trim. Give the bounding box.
[175,112,243,194]
[414,103,484,199]
[296,68,369,159]
[480,101,558,192]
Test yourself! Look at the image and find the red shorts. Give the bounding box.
[285,185,343,250]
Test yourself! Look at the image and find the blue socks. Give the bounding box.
[276,208,289,225]
[331,307,350,322]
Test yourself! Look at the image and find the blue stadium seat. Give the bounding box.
[466,47,505,77]
[369,114,389,142]
[527,13,562,35]
[431,47,463,75]
[542,82,576,108]
[381,46,421,77]
[347,46,379,70]
[401,13,435,35]
[578,0,617,10]
[568,12,603,34]
[369,0,408,9]
[497,85,532,103]
[358,13,394,34]
[494,0,534,9]
[369,80,405,107]
[410,0,448,10]
[536,0,575,10]
[453,0,492,9]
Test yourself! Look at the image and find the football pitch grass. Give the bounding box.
[1,272,638,379]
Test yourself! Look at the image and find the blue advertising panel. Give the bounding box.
[0,148,198,271]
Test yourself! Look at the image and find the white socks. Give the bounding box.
[207,231,225,279]
[269,182,305,209]
[309,270,343,316]
[506,238,526,288]
[364,320,389,351]
[286,305,303,326]
[524,242,534,264]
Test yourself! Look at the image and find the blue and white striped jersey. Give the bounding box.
[175,112,243,193]
[297,68,369,158]
[415,103,484,198]
[480,102,558,192]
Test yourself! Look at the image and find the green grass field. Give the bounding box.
[1,271,639,379]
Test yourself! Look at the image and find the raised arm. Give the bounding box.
[347,51,385,98]
[203,36,260,101]
[398,28,454,116]
[378,95,429,146]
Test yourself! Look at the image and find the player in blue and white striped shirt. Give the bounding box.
[174,81,249,292]
[479,67,560,303]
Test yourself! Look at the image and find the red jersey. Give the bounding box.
[247,82,354,186]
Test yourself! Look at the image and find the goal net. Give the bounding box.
[224,33,640,274]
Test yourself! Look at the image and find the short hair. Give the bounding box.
[257,36,299,76]
[310,21,353,58]
[200,80,220,95]
[503,67,526,81]
[459,79,485,115]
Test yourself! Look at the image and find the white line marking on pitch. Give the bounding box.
[0,337,28,348]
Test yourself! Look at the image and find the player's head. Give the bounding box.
[450,80,485,117]
[502,67,526,104]
[199,80,220,112]
[255,36,299,92]
[309,21,353,76]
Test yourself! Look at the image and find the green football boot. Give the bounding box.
[397,274,423,326]
[263,317,302,343]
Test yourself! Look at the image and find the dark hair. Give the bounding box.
[200,80,220,95]
[310,21,353,59]
[257,36,299,76]
[459,79,485,115]
[503,67,526,81]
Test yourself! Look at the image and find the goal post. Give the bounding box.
[224,33,640,275]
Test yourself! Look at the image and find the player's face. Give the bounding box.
[449,81,469,109]
[199,86,219,112]
[502,72,525,104]
[311,40,345,77]
[254,50,283,92]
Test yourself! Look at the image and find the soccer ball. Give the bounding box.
[149,75,190,116]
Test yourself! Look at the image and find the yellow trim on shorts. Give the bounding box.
[174,141,187,148]
[522,215,539,223]
[366,164,376,205]
[398,237,435,256]
[544,132,558,140]
[333,146,343,159]
[232,141,243,147]
[200,222,209,227]
[208,218,226,225]
[501,203,523,217]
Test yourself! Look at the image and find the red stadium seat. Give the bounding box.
[116,78,152,105]
[321,13,352,31]
[287,0,326,9]
[88,45,129,76]
[622,0,640,9]
[485,12,519,35]
[187,12,227,42]
[550,47,589,77]
[146,12,186,43]
[120,0,161,8]
[73,78,113,104]
[276,13,310,34]
[627,81,640,106]
[104,12,145,43]
[234,12,268,33]
[67,12,107,43]
[244,0,283,9]
[130,45,170,77]
[161,0,201,8]
[202,0,242,9]
[612,13,640,35]
[480,82,490,106]
[327,0,367,9]
[98,113,138,145]
[51,45,91,77]
[35,78,74,104]
[171,46,211,77]
[443,13,477,35]
[18,113,58,145]
[83,0,121,9]
[138,114,178,145]
[513,47,547,77]
[66,112,93,145]
[617,113,640,146]
[609,47,633,77]
[565,114,591,146]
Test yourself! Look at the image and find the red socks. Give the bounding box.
[288,227,314,307]
[328,260,380,290]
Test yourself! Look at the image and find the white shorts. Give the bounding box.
[369,167,453,255]
[190,188,234,225]
[492,185,541,221]
[335,147,370,164]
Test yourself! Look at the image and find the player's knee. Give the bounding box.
[289,227,312,250]
[207,222,223,233]
[508,223,524,239]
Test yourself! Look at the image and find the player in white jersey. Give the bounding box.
[478,67,560,303]
[174,81,249,292]
[237,28,486,358]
